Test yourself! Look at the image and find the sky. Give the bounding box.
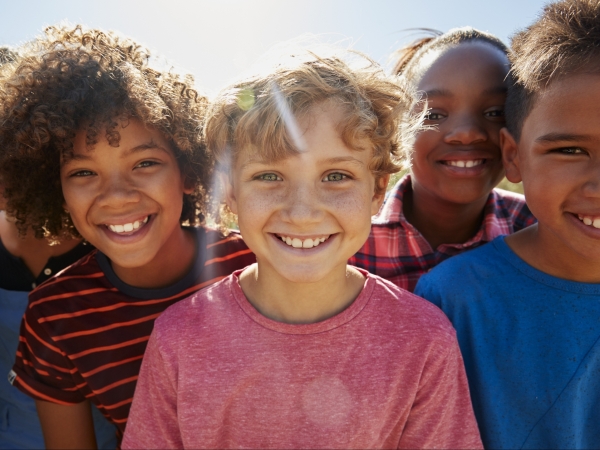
[0,0,548,95]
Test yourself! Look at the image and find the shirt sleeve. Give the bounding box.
[121,329,183,449]
[11,296,85,404]
[398,332,483,449]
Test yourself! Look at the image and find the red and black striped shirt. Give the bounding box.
[11,227,254,440]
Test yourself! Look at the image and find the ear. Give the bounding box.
[500,128,522,184]
[219,171,238,215]
[371,174,390,215]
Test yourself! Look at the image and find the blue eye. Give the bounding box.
[257,173,281,181]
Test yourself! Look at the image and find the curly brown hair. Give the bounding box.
[0,24,209,240]
[205,49,416,228]
[507,0,600,141]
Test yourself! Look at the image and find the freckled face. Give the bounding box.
[224,103,386,285]
[60,119,193,273]
[411,42,509,206]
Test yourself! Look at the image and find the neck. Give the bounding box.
[0,211,82,278]
[506,224,600,283]
[111,226,197,289]
[403,182,488,249]
[239,263,365,324]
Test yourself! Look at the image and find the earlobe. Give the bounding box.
[500,128,523,184]
[219,171,238,215]
[371,174,390,215]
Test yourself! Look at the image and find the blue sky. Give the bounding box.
[0,0,548,94]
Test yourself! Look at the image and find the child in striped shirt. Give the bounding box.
[0,25,254,448]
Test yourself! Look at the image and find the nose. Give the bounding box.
[280,184,324,225]
[96,173,141,209]
[443,116,488,145]
[581,160,600,198]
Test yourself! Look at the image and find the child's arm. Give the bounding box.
[398,336,482,449]
[36,399,97,449]
[121,331,182,449]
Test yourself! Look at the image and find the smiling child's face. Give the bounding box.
[60,118,193,278]
[410,41,508,207]
[225,102,387,285]
[503,73,600,272]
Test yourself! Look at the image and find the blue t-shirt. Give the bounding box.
[415,236,600,449]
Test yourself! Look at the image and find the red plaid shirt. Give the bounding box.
[350,175,536,292]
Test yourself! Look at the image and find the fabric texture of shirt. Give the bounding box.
[350,174,536,292]
[10,227,255,443]
[0,239,92,291]
[415,237,600,449]
[122,269,482,450]
[0,241,116,449]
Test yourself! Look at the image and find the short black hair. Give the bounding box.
[507,0,600,141]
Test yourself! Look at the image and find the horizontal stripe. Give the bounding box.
[71,336,150,359]
[54,313,161,340]
[81,355,144,378]
[204,248,253,265]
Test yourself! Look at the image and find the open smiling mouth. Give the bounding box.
[578,215,600,229]
[276,234,331,249]
[105,215,150,235]
[441,159,485,168]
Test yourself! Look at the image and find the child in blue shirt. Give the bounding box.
[415,0,600,447]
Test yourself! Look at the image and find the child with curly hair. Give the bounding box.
[122,49,482,449]
[0,25,254,448]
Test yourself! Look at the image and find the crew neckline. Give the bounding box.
[96,227,206,300]
[494,236,600,295]
[228,267,376,335]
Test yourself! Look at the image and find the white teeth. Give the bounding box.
[448,159,483,168]
[108,216,149,234]
[279,235,330,248]
[578,215,600,229]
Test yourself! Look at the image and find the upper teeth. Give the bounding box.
[578,215,600,229]
[108,216,149,234]
[279,235,329,249]
[448,160,484,168]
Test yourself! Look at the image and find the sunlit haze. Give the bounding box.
[0,0,546,95]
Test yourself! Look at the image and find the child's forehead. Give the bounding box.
[522,73,600,143]
[415,41,508,84]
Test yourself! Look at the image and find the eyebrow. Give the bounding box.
[65,139,170,162]
[535,132,593,144]
[240,155,365,169]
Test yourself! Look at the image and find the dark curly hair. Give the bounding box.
[507,0,600,141]
[0,24,209,240]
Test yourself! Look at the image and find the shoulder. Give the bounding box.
[153,272,237,336]
[366,273,457,342]
[28,250,106,302]
[491,188,536,228]
[200,227,254,261]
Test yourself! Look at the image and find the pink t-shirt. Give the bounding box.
[122,269,482,449]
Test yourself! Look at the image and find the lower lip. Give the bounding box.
[270,234,335,253]
[568,213,600,239]
[438,160,488,176]
[101,215,154,243]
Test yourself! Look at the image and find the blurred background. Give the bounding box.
[0,0,544,192]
